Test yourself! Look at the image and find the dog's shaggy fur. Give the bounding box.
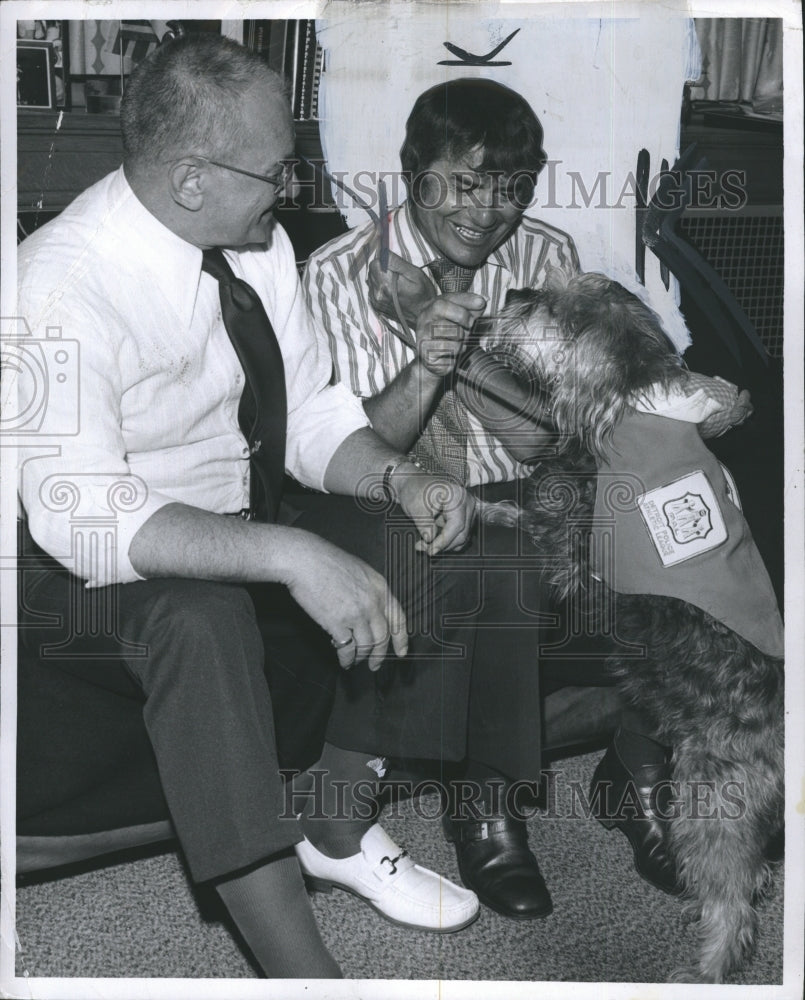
[489,272,784,983]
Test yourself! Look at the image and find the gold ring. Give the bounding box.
[331,632,354,649]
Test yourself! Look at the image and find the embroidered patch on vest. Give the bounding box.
[637,470,727,567]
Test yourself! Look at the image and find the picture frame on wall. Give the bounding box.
[16,20,70,109]
[245,19,323,119]
[50,19,71,110]
[16,40,56,109]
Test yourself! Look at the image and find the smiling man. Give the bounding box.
[305,78,579,490]
[303,74,754,925]
[303,78,588,924]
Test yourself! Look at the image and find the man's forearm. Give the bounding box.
[130,426,419,584]
[322,426,476,556]
[128,498,411,669]
[322,426,413,496]
[129,503,306,585]
[362,361,443,452]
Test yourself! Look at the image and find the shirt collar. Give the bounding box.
[398,198,519,274]
[107,166,204,331]
[394,200,439,269]
[489,231,518,271]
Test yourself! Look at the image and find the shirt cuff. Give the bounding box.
[633,384,723,424]
[285,383,370,492]
[22,472,177,588]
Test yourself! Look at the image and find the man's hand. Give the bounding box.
[388,463,477,555]
[279,531,408,671]
[367,251,438,326]
[413,293,486,379]
[131,505,408,674]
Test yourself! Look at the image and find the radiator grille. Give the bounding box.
[679,209,784,358]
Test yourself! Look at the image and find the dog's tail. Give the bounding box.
[668,697,784,983]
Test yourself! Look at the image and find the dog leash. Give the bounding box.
[299,156,416,348]
[299,156,549,422]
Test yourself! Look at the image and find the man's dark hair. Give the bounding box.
[121,33,287,168]
[400,78,548,199]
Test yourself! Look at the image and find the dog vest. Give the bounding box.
[592,410,784,659]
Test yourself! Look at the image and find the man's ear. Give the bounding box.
[168,159,205,212]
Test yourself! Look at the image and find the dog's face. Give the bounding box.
[493,292,568,385]
[491,273,684,458]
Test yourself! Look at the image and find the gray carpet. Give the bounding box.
[14,752,783,985]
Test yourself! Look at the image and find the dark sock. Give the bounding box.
[298,742,384,858]
[215,851,342,979]
[614,712,669,771]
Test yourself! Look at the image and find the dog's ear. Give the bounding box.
[504,288,534,308]
[503,288,544,321]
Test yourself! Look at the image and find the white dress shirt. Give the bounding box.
[15,167,368,587]
[304,200,580,487]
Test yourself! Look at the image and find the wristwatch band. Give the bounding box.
[382,459,404,501]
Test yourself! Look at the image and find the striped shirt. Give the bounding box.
[304,200,580,486]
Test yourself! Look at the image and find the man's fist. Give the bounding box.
[413,293,486,379]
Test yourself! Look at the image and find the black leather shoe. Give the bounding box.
[443,815,553,920]
[591,742,682,896]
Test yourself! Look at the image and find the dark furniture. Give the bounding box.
[640,119,784,604]
[678,109,783,359]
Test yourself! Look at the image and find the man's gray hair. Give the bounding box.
[121,32,288,168]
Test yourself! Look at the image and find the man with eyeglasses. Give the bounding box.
[15,34,492,978]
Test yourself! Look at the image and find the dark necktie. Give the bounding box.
[201,248,286,521]
[412,259,478,482]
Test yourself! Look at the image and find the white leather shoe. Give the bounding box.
[295,824,479,933]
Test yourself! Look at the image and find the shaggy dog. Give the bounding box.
[479,271,784,983]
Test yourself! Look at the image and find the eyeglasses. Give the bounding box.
[199,157,293,194]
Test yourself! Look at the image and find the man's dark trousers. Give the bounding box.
[18,494,549,883]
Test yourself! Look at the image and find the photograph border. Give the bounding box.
[1,2,803,999]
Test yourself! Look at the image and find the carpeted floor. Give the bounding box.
[13,751,784,986]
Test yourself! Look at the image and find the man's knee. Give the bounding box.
[126,579,262,678]
[138,578,255,630]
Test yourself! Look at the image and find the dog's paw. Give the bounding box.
[478,499,521,527]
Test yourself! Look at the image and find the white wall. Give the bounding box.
[316,2,701,350]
